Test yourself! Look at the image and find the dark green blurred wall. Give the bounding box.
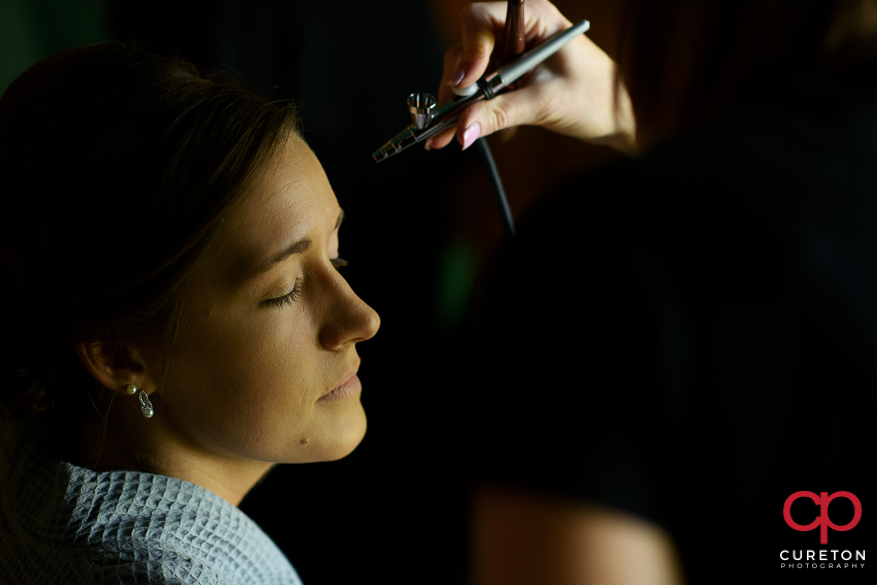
[0,0,107,93]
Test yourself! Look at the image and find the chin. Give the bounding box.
[329,408,368,461]
[305,405,367,463]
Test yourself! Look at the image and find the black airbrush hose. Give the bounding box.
[473,138,515,238]
[471,0,523,239]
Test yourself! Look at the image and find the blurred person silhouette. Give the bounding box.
[426,1,877,583]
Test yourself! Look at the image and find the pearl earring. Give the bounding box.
[125,384,137,395]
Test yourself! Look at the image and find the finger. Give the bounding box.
[438,45,464,105]
[452,3,507,88]
[425,126,457,150]
[429,47,466,150]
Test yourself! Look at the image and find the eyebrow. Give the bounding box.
[256,208,344,275]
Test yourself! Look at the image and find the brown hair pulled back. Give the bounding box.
[0,44,299,425]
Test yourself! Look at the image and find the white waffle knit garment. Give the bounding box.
[0,427,303,584]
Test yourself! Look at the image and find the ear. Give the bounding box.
[74,339,154,396]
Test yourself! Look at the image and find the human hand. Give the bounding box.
[427,0,637,155]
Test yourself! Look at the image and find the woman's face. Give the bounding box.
[151,136,380,468]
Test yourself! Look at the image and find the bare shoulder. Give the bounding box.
[470,484,686,585]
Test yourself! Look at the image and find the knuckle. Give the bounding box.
[490,105,510,132]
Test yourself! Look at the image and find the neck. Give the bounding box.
[66,404,272,507]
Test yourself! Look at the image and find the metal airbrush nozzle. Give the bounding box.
[373,126,418,163]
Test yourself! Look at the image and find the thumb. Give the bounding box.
[455,89,535,149]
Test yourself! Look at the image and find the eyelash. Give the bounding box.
[263,257,348,308]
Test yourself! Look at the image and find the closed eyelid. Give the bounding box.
[261,278,302,308]
[244,208,344,295]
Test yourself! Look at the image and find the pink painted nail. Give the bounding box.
[461,123,481,150]
[448,66,465,87]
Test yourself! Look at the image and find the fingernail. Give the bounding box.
[424,138,433,151]
[461,123,480,151]
[448,66,465,87]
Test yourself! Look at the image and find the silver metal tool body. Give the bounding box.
[373,19,590,162]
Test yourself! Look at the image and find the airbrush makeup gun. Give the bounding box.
[372,18,591,164]
[371,12,589,237]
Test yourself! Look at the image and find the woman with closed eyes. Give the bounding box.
[0,43,379,584]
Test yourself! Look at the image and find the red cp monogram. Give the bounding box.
[783,491,862,544]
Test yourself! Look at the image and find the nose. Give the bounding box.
[317,268,380,351]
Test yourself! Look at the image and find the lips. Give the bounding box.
[317,371,362,403]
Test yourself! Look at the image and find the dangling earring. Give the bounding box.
[135,387,154,418]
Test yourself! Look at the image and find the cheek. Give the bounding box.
[157,276,367,464]
[166,303,321,430]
